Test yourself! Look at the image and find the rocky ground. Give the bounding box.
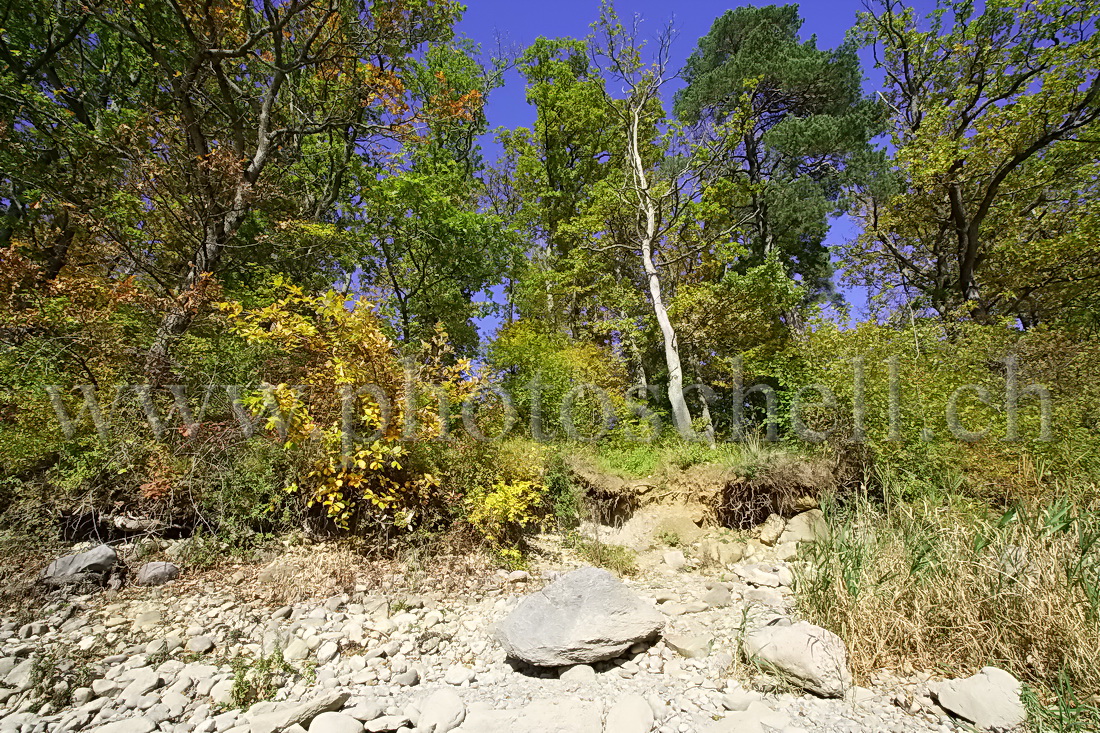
[0,507,1025,733]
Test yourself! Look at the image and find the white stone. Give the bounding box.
[935,666,1025,731]
[559,664,597,684]
[604,693,654,733]
[307,712,363,733]
[416,689,466,733]
[743,620,851,697]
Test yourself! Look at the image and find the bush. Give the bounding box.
[465,478,547,548]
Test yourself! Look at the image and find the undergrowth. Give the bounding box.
[797,469,1100,703]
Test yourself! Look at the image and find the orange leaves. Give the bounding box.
[359,63,409,117]
[425,71,485,123]
[0,243,41,311]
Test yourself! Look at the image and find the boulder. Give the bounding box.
[935,666,1025,731]
[416,689,466,733]
[134,562,180,586]
[40,544,116,583]
[493,567,664,666]
[743,620,851,697]
[777,510,827,545]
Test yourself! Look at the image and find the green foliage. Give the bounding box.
[228,649,297,710]
[465,479,548,548]
[489,320,630,438]
[1024,672,1100,733]
[564,532,638,577]
[848,0,1100,324]
[762,319,1100,500]
[675,4,886,300]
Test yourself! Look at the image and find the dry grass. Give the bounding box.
[797,490,1100,702]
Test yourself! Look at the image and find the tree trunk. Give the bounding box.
[627,108,694,439]
[144,209,240,376]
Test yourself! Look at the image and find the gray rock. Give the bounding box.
[717,542,744,565]
[393,668,420,686]
[247,692,350,733]
[735,563,783,588]
[935,666,1025,731]
[777,510,827,545]
[316,641,339,665]
[443,666,475,686]
[343,704,383,723]
[135,562,180,587]
[559,664,596,684]
[209,679,235,708]
[604,693,653,733]
[40,545,117,583]
[701,585,731,607]
[307,712,363,733]
[662,550,686,570]
[187,636,215,654]
[493,567,664,666]
[364,716,410,732]
[416,689,465,733]
[721,687,764,712]
[706,701,790,732]
[663,632,711,659]
[120,667,161,702]
[284,637,310,662]
[87,718,157,733]
[757,514,785,546]
[743,620,851,697]
[4,658,34,690]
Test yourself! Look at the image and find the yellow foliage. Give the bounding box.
[465,479,547,547]
[220,281,475,529]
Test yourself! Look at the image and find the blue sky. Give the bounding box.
[452,1,936,334]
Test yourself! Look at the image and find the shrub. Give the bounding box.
[465,479,547,548]
[221,283,477,532]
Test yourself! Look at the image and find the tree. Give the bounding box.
[846,0,1100,324]
[583,4,752,439]
[1,0,464,376]
[354,41,518,355]
[675,4,884,302]
[490,36,628,339]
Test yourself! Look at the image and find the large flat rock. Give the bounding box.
[40,544,117,583]
[493,567,663,666]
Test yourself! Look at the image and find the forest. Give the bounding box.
[2,0,1100,727]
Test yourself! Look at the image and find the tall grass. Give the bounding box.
[797,477,1100,704]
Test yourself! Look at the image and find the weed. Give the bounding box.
[228,648,296,710]
[657,530,682,547]
[1024,673,1100,733]
[564,532,638,576]
[27,646,94,711]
